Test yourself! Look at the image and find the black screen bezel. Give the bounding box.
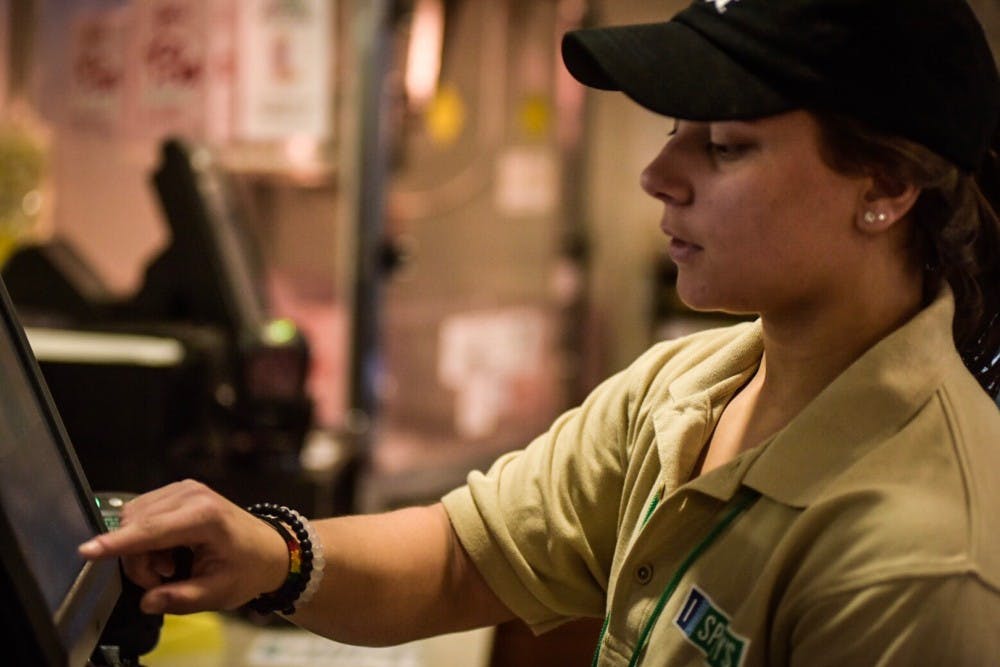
[0,277,121,666]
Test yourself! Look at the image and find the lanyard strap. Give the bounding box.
[591,488,761,667]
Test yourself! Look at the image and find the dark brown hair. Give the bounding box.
[815,112,1000,399]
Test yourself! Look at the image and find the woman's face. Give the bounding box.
[641,110,873,318]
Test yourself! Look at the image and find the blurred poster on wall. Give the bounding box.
[47,0,239,142]
[203,0,237,143]
[67,6,128,134]
[236,0,331,141]
[0,0,8,109]
[131,0,209,138]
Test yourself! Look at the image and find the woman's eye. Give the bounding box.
[706,141,749,161]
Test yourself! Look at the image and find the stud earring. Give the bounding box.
[863,211,888,224]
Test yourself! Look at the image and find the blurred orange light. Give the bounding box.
[405,0,444,109]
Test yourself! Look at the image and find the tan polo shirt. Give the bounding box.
[442,289,1000,666]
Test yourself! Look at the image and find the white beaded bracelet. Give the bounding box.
[291,508,325,605]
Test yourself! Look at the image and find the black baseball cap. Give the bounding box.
[562,0,1000,172]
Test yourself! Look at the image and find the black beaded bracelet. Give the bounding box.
[246,503,323,615]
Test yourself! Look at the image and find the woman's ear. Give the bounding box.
[856,174,921,233]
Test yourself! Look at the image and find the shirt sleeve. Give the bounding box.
[787,575,1000,666]
[441,363,639,633]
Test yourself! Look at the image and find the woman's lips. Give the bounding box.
[668,237,702,263]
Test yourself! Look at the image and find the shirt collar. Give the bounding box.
[743,287,959,508]
[652,323,764,494]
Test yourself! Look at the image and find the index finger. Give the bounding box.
[79,508,203,560]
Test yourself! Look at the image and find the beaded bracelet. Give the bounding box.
[291,506,325,604]
[246,503,325,615]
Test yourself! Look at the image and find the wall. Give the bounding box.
[582,0,687,375]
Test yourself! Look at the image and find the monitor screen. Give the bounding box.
[0,278,120,666]
[0,318,94,611]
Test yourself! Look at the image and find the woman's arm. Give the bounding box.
[293,503,515,644]
[79,479,514,645]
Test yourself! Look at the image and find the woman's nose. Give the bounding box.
[640,142,692,205]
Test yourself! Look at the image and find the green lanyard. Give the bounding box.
[591,488,760,667]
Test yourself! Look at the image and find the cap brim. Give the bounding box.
[562,20,794,121]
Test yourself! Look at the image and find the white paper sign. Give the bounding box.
[438,308,548,439]
[247,631,421,667]
[236,0,332,140]
[494,146,559,216]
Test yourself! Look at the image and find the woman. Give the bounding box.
[81,0,1000,663]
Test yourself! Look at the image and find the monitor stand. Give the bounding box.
[90,644,146,667]
[88,492,166,667]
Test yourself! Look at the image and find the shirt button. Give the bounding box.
[635,563,654,585]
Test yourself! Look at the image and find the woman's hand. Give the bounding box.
[79,479,288,615]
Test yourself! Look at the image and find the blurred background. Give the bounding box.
[1,0,997,664]
[1,0,730,518]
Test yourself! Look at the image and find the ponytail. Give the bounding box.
[963,141,1000,398]
[817,113,1000,399]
